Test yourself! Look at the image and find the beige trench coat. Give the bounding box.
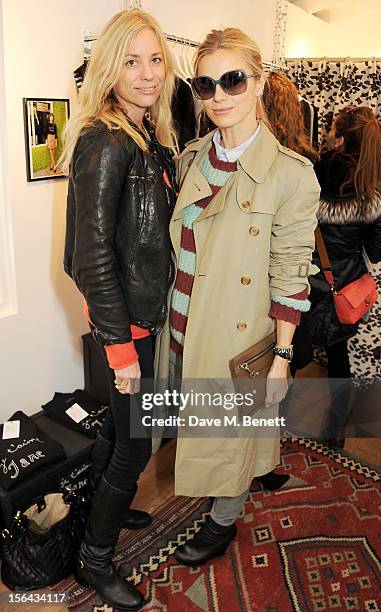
[154,122,320,497]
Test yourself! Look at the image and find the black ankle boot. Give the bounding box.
[88,433,151,529]
[174,516,237,567]
[75,475,145,611]
[257,470,290,491]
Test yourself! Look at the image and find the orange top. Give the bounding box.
[83,301,150,370]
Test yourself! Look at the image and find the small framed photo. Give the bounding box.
[23,98,70,182]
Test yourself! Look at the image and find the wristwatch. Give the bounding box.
[273,346,294,362]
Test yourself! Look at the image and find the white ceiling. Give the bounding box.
[289,0,381,22]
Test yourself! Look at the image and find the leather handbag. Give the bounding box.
[315,227,378,325]
[229,330,277,413]
[0,487,89,591]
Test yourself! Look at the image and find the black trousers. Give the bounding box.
[325,339,352,438]
[326,338,351,379]
[99,336,153,491]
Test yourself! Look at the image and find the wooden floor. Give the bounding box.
[295,361,381,467]
[345,437,381,466]
[133,438,176,513]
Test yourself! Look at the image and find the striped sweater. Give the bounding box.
[170,146,237,356]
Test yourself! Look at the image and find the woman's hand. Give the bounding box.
[265,356,290,407]
[114,361,141,395]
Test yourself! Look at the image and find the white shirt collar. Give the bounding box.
[212,123,261,163]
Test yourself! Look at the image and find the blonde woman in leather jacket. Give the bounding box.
[62,10,177,610]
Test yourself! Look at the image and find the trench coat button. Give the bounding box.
[249,225,259,236]
[242,200,251,210]
[237,322,247,331]
[241,276,251,285]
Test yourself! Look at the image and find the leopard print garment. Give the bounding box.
[286,59,381,146]
[347,262,381,385]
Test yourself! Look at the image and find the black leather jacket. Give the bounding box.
[309,150,381,345]
[64,120,176,346]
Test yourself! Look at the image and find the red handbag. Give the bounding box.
[315,227,378,325]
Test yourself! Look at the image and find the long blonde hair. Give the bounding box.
[61,9,177,174]
[194,28,269,126]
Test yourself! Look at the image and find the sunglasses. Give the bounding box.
[190,69,257,100]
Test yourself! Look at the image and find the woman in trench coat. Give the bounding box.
[155,27,320,567]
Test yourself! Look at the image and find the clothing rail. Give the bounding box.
[286,57,381,62]
[83,33,199,46]
[165,33,199,48]
[264,61,288,72]
[83,33,289,69]
[83,32,199,62]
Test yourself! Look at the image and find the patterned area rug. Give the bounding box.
[55,437,381,611]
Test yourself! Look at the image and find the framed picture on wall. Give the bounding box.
[23,98,70,182]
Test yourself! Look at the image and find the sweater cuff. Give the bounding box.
[105,342,138,370]
[269,302,302,325]
[269,289,309,326]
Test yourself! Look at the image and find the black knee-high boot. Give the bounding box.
[75,475,145,610]
[88,433,151,529]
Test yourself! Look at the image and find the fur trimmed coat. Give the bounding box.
[308,149,381,347]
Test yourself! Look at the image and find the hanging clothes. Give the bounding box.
[171,78,196,151]
[287,58,381,146]
[299,96,319,148]
[73,60,89,93]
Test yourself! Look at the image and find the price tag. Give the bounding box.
[65,403,89,423]
[3,420,21,440]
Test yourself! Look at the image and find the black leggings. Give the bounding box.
[99,336,153,492]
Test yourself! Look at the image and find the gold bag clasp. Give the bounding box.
[239,362,259,377]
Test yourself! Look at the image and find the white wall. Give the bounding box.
[286,3,330,58]
[0,0,17,321]
[143,0,276,59]
[326,7,381,57]
[286,2,381,58]
[0,0,276,420]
